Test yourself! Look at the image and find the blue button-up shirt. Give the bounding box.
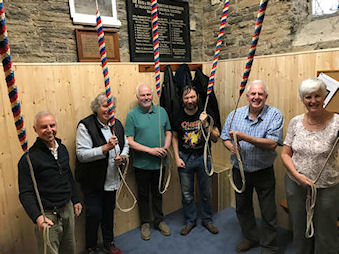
[220,104,283,172]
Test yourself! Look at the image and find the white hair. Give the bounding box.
[299,78,327,99]
[34,111,56,127]
[90,92,116,114]
[246,80,268,95]
[136,83,153,97]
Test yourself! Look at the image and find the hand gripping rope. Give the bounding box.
[201,0,230,177]
[229,0,269,193]
[95,1,136,212]
[0,1,56,253]
[305,132,339,238]
[151,0,171,194]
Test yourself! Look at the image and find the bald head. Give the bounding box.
[136,83,153,111]
[246,80,268,95]
[34,111,56,127]
[136,83,153,97]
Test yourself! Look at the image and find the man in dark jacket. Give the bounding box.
[18,111,82,254]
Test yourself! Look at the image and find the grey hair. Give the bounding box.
[34,111,56,127]
[136,83,153,97]
[90,92,116,114]
[246,80,268,95]
[299,78,327,99]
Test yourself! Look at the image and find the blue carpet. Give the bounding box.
[113,207,294,254]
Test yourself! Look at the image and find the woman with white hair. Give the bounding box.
[75,92,129,254]
[281,78,339,254]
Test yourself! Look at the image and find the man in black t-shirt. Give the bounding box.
[172,85,220,236]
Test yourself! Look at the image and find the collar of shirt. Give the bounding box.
[137,103,156,114]
[96,117,110,130]
[244,104,268,124]
[48,140,59,160]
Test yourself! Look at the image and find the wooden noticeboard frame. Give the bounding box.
[75,28,120,62]
[317,70,339,113]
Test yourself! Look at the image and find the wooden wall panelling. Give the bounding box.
[0,63,181,254]
[1,49,339,253]
[210,50,339,229]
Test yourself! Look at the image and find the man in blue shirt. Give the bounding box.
[221,80,283,253]
[125,83,172,241]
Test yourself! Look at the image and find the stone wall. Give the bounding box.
[200,0,339,61]
[3,0,339,63]
[6,0,78,62]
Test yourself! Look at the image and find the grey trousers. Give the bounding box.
[285,175,339,254]
[35,201,75,254]
[233,166,278,254]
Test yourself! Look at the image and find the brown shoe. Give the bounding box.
[180,224,196,235]
[141,223,151,241]
[204,223,219,234]
[236,239,259,252]
[157,221,171,236]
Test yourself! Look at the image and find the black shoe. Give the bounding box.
[180,224,196,235]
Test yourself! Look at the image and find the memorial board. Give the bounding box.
[126,0,191,62]
[75,28,120,62]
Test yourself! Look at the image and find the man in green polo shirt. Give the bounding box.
[125,83,172,240]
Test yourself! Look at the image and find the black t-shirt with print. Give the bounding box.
[174,107,213,155]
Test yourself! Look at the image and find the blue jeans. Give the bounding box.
[178,152,213,226]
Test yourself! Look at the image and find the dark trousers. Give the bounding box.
[233,166,278,254]
[285,175,339,254]
[135,167,164,227]
[83,188,116,249]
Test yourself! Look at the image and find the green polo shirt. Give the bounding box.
[125,104,171,170]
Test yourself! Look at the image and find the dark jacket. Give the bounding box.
[160,65,181,127]
[75,114,125,190]
[18,137,79,223]
[174,63,192,94]
[170,64,222,131]
[193,67,222,131]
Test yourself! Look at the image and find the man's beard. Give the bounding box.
[184,101,197,110]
